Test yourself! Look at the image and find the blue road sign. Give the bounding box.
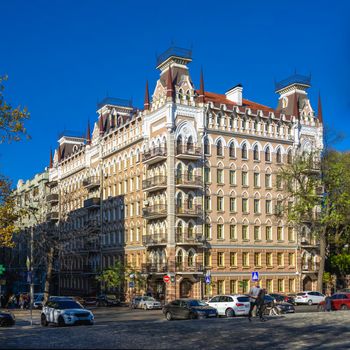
[251,271,259,281]
[129,281,135,288]
[205,275,211,284]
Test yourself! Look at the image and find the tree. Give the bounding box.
[97,260,125,292]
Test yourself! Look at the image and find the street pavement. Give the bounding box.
[1,306,349,349]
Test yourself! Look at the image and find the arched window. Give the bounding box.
[188,250,195,267]
[229,143,235,158]
[253,145,259,161]
[187,136,193,152]
[188,165,193,181]
[216,113,221,126]
[186,90,191,101]
[188,194,194,210]
[177,136,182,154]
[176,250,183,266]
[176,163,183,182]
[178,89,184,100]
[217,140,223,156]
[177,221,183,235]
[276,148,282,163]
[204,137,210,155]
[188,222,194,239]
[287,150,292,164]
[242,143,248,159]
[177,192,183,209]
[265,147,271,162]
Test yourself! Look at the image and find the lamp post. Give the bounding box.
[26,226,34,326]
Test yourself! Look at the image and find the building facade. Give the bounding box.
[42,47,323,300]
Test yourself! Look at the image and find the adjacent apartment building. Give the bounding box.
[28,47,323,300]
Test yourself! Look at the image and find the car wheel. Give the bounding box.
[165,312,173,321]
[57,316,65,327]
[189,312,197,320]
[41,314,48,327]
[225,308,234,317]
[341,304,349,310]
[308,300,313,306]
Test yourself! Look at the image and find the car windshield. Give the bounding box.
[143,297,155,301]
[56,301,83,309]
[188,300,207,307]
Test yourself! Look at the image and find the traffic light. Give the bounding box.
[170,275,175,283]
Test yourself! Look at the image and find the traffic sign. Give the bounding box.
[205,275,211,284]
[0,264,5,276]
[252,271,259,281]
[163,275,170,283]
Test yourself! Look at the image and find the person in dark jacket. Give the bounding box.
[256,288,267,321]
[324,294,332,312]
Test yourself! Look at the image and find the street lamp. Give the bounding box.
[26,226,34,326]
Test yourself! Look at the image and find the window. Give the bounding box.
[188,251,195,267]
[266,226,272,241]
[266,252,273,267]
[265,174,272,188]
[254,253,261,267]
[266,200,272,214]
[266,279,273,293]
[217,196,223,211]
[188,222,194,239]
[276,148,282,163]
[229,143,235,158]
[188,165,193,181]
[254,173,260,187]
[277,253,284,266]
[277,226,283,241]
[230,197,236,212]
[217,169,224,184]
[265,147,271,162]
[217,252,225,267]
[288,253,295,266]
[204,224,211,239]
[204,252,211,266]
[276,175,282,190]
[277,279,284,292]
[287,150,292,164]
[253,145,259,160]
[289,279,295,293]
[230,225,237,240]
[242,143,248,159]
[217,224,224,239]
[177,192,183,208]
[188,194,194,209]
[204,167,210,183]
[242,171,248,186]
[217,140,223,156]
[243,252,249,267]
[241,279,249,293]
[288,227,294,241]
[204,138,210,155]
[228,253,237,269]
[242,225,249,240]
[254,226,260,240]
[230,280,238,294]
[242,198,249,213]
[276,200,283,215]
[229,170,236,185]
[205,196,211,210]
[217,280,225,294]
[254,199,260,214]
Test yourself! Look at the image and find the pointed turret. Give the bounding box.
[198,68,205,104]
[86,120,91,145]
[49,149,53,168]
[144,80,150,110]
[318,93,323,123]
[166,67,174,101]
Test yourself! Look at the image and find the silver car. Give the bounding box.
[295,291,325,305]
[138,296,162,310]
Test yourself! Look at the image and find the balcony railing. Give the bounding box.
[46,212,59,221]
[84,197,100,209]
[141,263,168,274]
[176,145,201,158]
[142,234,167,246]
[142,147,167,164]
[46,193,59,203]
[83,177,100,190]
[176,174,202,187]
[176,232,204,244]
[142,176,167,191]
[175,263,204,273]
[176,205,202,217]
[143,205,167,219]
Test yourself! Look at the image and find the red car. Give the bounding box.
[319,293,350,311]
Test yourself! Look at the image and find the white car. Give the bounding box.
[138,296,162,310]
[41,298,94,326]
[206,295,251,317]
[295,291,325,305]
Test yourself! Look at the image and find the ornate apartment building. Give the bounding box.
[41,47,323,300]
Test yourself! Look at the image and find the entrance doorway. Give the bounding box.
[180,279,193,298]
[303,276,312,291]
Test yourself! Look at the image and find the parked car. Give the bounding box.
[82,297,97,307]
[207,295,250,317]
[41,298,94,327]
[0,311,15,327]
[318,293,350,311]
[138,296,162,310]
[163,299,218,320]
[295,291,325,305]
[270,293,295,305]
[33,293,44,309]
[130,296,143,309]
[97,294,121,307]
[275,302,296,314]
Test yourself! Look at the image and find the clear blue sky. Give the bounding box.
[1,0,349,186]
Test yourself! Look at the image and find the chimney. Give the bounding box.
[225,84,243,105]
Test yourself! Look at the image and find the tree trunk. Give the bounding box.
[317,228,327,292]
[43,246,54,304]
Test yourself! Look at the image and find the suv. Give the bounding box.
[41,298,94,327]
[295,291,325,305]
[206,295,250,317]
[97,294,120,307]
[138,296,162,310]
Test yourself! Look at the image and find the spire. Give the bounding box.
[318,93,323,123]
[144,80,150,110]
[49,149,53,168]
[293,92,299,120]
[166,67,174,101]
[86,120,91,144]
[198,68,205,103]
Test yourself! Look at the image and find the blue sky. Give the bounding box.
[1,0,349,186]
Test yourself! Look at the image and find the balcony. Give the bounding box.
[143,205,167,219]
[83,177,100,191]
[176,232,204,245]
[46,193,59,203]
[175,263,204,273]
[142,234,167,246]
[176,174,202,188]
[141,263,168,274]
[142,147,167,165]
[46,212,59,222]
[84,197,100,209]
[302,263,320,273]
[176,205,202,217]
[142,176,167,192]
[176,145,201,159]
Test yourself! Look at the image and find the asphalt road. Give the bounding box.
[1,305,346,350]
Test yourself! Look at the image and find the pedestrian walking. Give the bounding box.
[19,294,24,309]
[256,288,267,321]
[248,281,261,321]
[324,294,332,312]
